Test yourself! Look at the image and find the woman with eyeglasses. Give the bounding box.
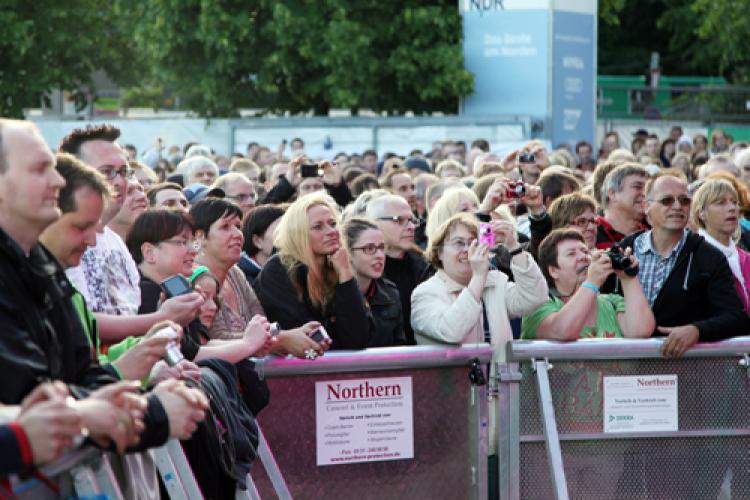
[412,212,547,351]
[548,193,599,249]
[411,213,546,493]
[691,178,750,313]
[342,218,406,347]
[127,209,271,364]
[254,192,373,350]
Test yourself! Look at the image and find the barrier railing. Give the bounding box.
[11,446,124,499]
[250,345,493,499]
[500,337,750,500]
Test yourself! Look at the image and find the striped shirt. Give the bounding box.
[632,229,688,306]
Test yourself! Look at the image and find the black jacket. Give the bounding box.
[365,278,406,347]
[384,251,433,345]
[0,231,169,449]
[619,230,750,341]
[258,176,354,207]
[253,255,373,349]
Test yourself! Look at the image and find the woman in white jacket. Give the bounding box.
[411,212,548,360]
[411,212,548,497]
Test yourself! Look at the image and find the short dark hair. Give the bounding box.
[350,173,379,196]
[575,141,592,154]
[59,124,121,156]
[342,217,380,252]
[470,139,490,152]
[146,182,184,206]
[242,204,286,257]
[537,228,585,287]
[126,209,196,264]
[55,153,111,214]
[190,198,243,236]
[538,171,580,204]
[362,149,377,159]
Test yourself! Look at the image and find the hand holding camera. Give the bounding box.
[607,246,639,278]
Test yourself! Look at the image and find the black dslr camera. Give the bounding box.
[606,246,638,277]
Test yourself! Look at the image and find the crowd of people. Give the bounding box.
[1,117,750,497]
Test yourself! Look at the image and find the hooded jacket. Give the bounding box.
[619,230,750,340]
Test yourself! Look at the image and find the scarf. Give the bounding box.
[699,229,747,297]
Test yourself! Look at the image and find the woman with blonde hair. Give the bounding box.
[254,192,373,349]
[691,178,750,313]
[425,186,480,242]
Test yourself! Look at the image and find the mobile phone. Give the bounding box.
[308,326,331,343]
[479,222,494,248]
[301,163,323,178]
[160,274,192,298]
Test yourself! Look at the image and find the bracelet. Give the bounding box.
[580,282,599,293]
[508,247,524,257]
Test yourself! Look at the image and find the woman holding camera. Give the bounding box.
[521,228,654,340]
[342,218,406,347]
[412,212,547,352]
[254,192,373,350]
[190,198,324,358]
[127,209,272,363]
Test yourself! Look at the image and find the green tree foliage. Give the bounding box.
[0,0,138,117]
[692,0,750,82]
[129,0,473,116]
[598,0,748,83]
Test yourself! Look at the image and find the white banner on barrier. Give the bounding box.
[315,376,414,466]
[603,375,678,433]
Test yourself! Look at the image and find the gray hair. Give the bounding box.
[365,194,409,220]
[342,189,390,221]
[178,155,219,182]
[601,163,648,207]
[185,144,212,159]
[700,154,740,179]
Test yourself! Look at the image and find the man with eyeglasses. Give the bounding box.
[211,172,256,215]
[60,125,202,342]
[367,195,432,345]
[619,170,749,358]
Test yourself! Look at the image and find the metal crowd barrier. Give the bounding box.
[11,446,124,499]
[500,337,750,500]
[249,345,493,499]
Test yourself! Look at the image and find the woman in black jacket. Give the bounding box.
[342,218,406,347]
[254,192,373,350]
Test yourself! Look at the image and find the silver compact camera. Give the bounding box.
[154,326,184,366]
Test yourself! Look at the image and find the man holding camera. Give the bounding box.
[619,171,750,357]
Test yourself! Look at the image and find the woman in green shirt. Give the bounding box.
[522,228,655,340]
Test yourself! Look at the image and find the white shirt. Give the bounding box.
[66,226,141,315]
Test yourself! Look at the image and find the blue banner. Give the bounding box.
[550,10,596,148]
[461,6,549,117]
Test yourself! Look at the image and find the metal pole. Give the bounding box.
[91,454,124,500]
[165,438,204,499]
[256,425,292,500]
[534,358,569,500]
[469,381,488,500]
[496,362,522,500]
[151,444,190,499]
[71,463,101,498]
